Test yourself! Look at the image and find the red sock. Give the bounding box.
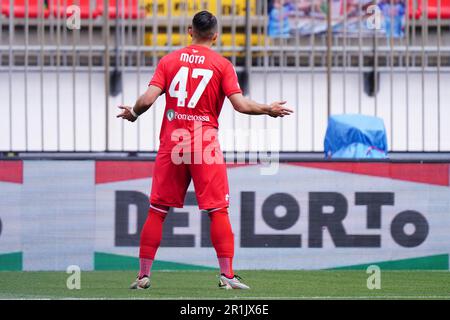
[139,258,153,279]
[209,208,235,278]
[218,257,234,279]
[139,204,169,277]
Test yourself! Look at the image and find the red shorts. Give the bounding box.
[150,151,230,210]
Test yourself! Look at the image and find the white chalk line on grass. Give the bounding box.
[1,295,450,300]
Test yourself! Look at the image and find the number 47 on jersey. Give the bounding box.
[168,66,213,109]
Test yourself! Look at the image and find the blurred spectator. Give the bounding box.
[378,0,405,38]
[268,0,294,37]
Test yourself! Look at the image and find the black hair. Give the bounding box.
[192,11,218,40]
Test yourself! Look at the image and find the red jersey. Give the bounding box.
[149,44,241,153]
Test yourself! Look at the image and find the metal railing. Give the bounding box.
[0,0,449,152]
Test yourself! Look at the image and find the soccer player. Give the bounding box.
[117,10,293,290]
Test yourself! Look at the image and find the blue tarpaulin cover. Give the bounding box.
[324,114,388,159]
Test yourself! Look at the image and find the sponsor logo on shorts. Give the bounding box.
[166,109,210,122]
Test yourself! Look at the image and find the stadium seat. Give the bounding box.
[1,0,50,18]
[409,0,450,19]
[144,0,167,17]
[426,0,450,19]
[408,0,422,19]
[51,0,99,19]
[95,0,145,19]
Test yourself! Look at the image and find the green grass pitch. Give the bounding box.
[0,270,449,299]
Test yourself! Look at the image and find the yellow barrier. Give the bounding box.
[144,32,264,47]
[144,33,191,47]
[144,0,256,17]
[144,32,265,58]
[144,0,167,17]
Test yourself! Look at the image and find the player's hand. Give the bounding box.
[116,106,137,122]
[267,101,294,118]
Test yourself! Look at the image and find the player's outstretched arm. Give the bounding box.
[228,93,293,118]
[116,85,163,122]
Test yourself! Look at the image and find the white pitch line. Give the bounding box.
[1,295,449,300]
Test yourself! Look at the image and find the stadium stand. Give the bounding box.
[51,0,99,19]
[1,0,146,19]
[408,0,450,19]
[427,0,450,19]
[95,0,145,19]
[408,0,422,19]
[0,0,449,153]
[1,0,50,18]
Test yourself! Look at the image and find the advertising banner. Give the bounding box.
[268,0,405,38]
[0,160,449,271]
[0,161,22,271]
[94,161,450,271]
